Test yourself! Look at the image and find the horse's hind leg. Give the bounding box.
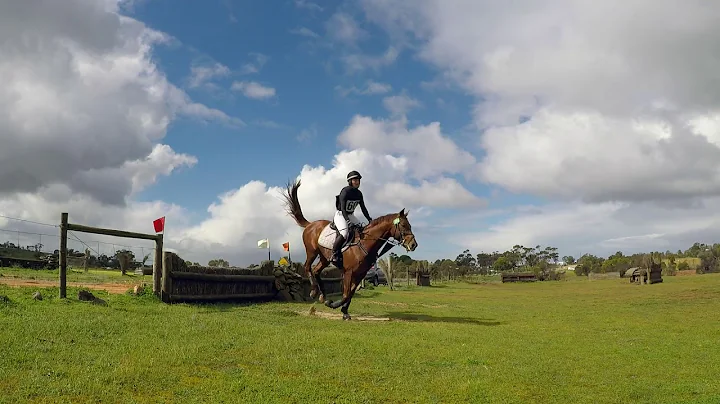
[310,255,330,303]
[304,251,320,299]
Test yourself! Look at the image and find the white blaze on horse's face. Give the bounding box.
[393,213,417,252]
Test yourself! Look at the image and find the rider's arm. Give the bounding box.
[338,187,350,221]
[359,193,371,223]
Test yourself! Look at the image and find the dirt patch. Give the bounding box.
[299,306,391,321]
[0,278,136,294]
[675,270,697,277]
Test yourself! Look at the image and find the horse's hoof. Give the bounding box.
[310,290,317,299]
[324,299,333,308]
[318,294,325,303]
[343,314,351,320]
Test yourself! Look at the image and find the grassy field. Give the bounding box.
[1,268,719,403]
[0,267,147,284]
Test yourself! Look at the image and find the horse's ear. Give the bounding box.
[399,208,406,217]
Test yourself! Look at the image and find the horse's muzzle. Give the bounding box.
[403,236,418,252]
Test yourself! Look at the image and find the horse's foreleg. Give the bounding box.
[340,279,360,320]
[326,268,353,310]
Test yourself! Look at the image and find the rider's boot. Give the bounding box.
[332,234,346,269]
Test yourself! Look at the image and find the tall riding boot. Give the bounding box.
[333,234,346,269]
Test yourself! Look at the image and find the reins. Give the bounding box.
[347,219,406,262]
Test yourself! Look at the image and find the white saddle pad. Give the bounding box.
[318,223,353,252]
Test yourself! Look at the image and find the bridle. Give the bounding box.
[351,217,413,260]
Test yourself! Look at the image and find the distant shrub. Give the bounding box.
[677,262,690,272]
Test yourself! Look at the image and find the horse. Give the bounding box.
[281,179,418,320]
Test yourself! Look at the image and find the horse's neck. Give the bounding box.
[362,220,392,253]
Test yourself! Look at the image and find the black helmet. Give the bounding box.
[347,171,362,181]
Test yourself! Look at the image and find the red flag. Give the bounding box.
[282,242,289,251]
[153,216,165,233]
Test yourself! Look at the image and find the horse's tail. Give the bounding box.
[282,179,310,228]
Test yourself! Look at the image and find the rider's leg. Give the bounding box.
[332,211,349,268]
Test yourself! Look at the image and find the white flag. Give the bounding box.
[257,238,269,249]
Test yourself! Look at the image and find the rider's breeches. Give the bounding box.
[333,211,360,239]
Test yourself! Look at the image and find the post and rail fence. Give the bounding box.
[58,212,163,298]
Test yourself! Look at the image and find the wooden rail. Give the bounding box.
[501,272,538,283]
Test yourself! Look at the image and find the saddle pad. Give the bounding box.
[318,223,352,252]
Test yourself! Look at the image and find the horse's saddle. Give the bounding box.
[318,222,361,252]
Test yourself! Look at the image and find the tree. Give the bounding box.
[476,253,494,274]
[208,258,229,267]
[377,255,394,290]
[454,249,476,276]
[575,254,604,275]
[492,256,514,273]
[562,256,576,265]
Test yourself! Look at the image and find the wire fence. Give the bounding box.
[0,214,158,266]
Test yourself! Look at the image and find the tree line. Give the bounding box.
[377,241,720,279]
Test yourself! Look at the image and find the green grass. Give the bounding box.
[1,272,719,403]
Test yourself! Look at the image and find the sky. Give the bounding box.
[3,0,720,266]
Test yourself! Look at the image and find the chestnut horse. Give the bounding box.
[281,179,418,320]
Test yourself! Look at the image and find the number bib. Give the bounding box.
[345,200,359,211]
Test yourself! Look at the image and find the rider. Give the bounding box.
[333,170,372,268]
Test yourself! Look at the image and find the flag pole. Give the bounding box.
[268,238,271,262]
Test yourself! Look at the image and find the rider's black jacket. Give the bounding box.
[336,186,371,223]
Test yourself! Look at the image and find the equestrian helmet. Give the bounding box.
[347,171,362,181]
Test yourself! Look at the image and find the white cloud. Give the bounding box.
[290,27,320,39]
[361,0,720,204]
[187,62,230,88]
[126,144,198,194]
[0,0,239,207]
[382,93,421,117]
[337,115,479,180]
[341,46,398,73]
[453,198,720,258]
[297,124,318,142]
[238,53,269,75]
[336,80,392,97]
[378,178,486,210]
[294,0,323,12]
[325,12,368,46]
[231,81,276,100]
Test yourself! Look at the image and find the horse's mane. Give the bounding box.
[367,213,397,228]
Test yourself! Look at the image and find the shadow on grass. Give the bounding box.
[386,311,506,326]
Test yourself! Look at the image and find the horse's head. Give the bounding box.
[390,208,418,252]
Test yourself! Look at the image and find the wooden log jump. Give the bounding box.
[501,272,538,283]
[160,251,343,303]
[59,212,163,299]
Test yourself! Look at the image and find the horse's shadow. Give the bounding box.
[386,311,506,326]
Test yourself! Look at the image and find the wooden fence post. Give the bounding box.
[161,250,172,302]
[154,234,163,296]
[59,213,68,298]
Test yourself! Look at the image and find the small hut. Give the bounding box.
[624,267,643,284]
